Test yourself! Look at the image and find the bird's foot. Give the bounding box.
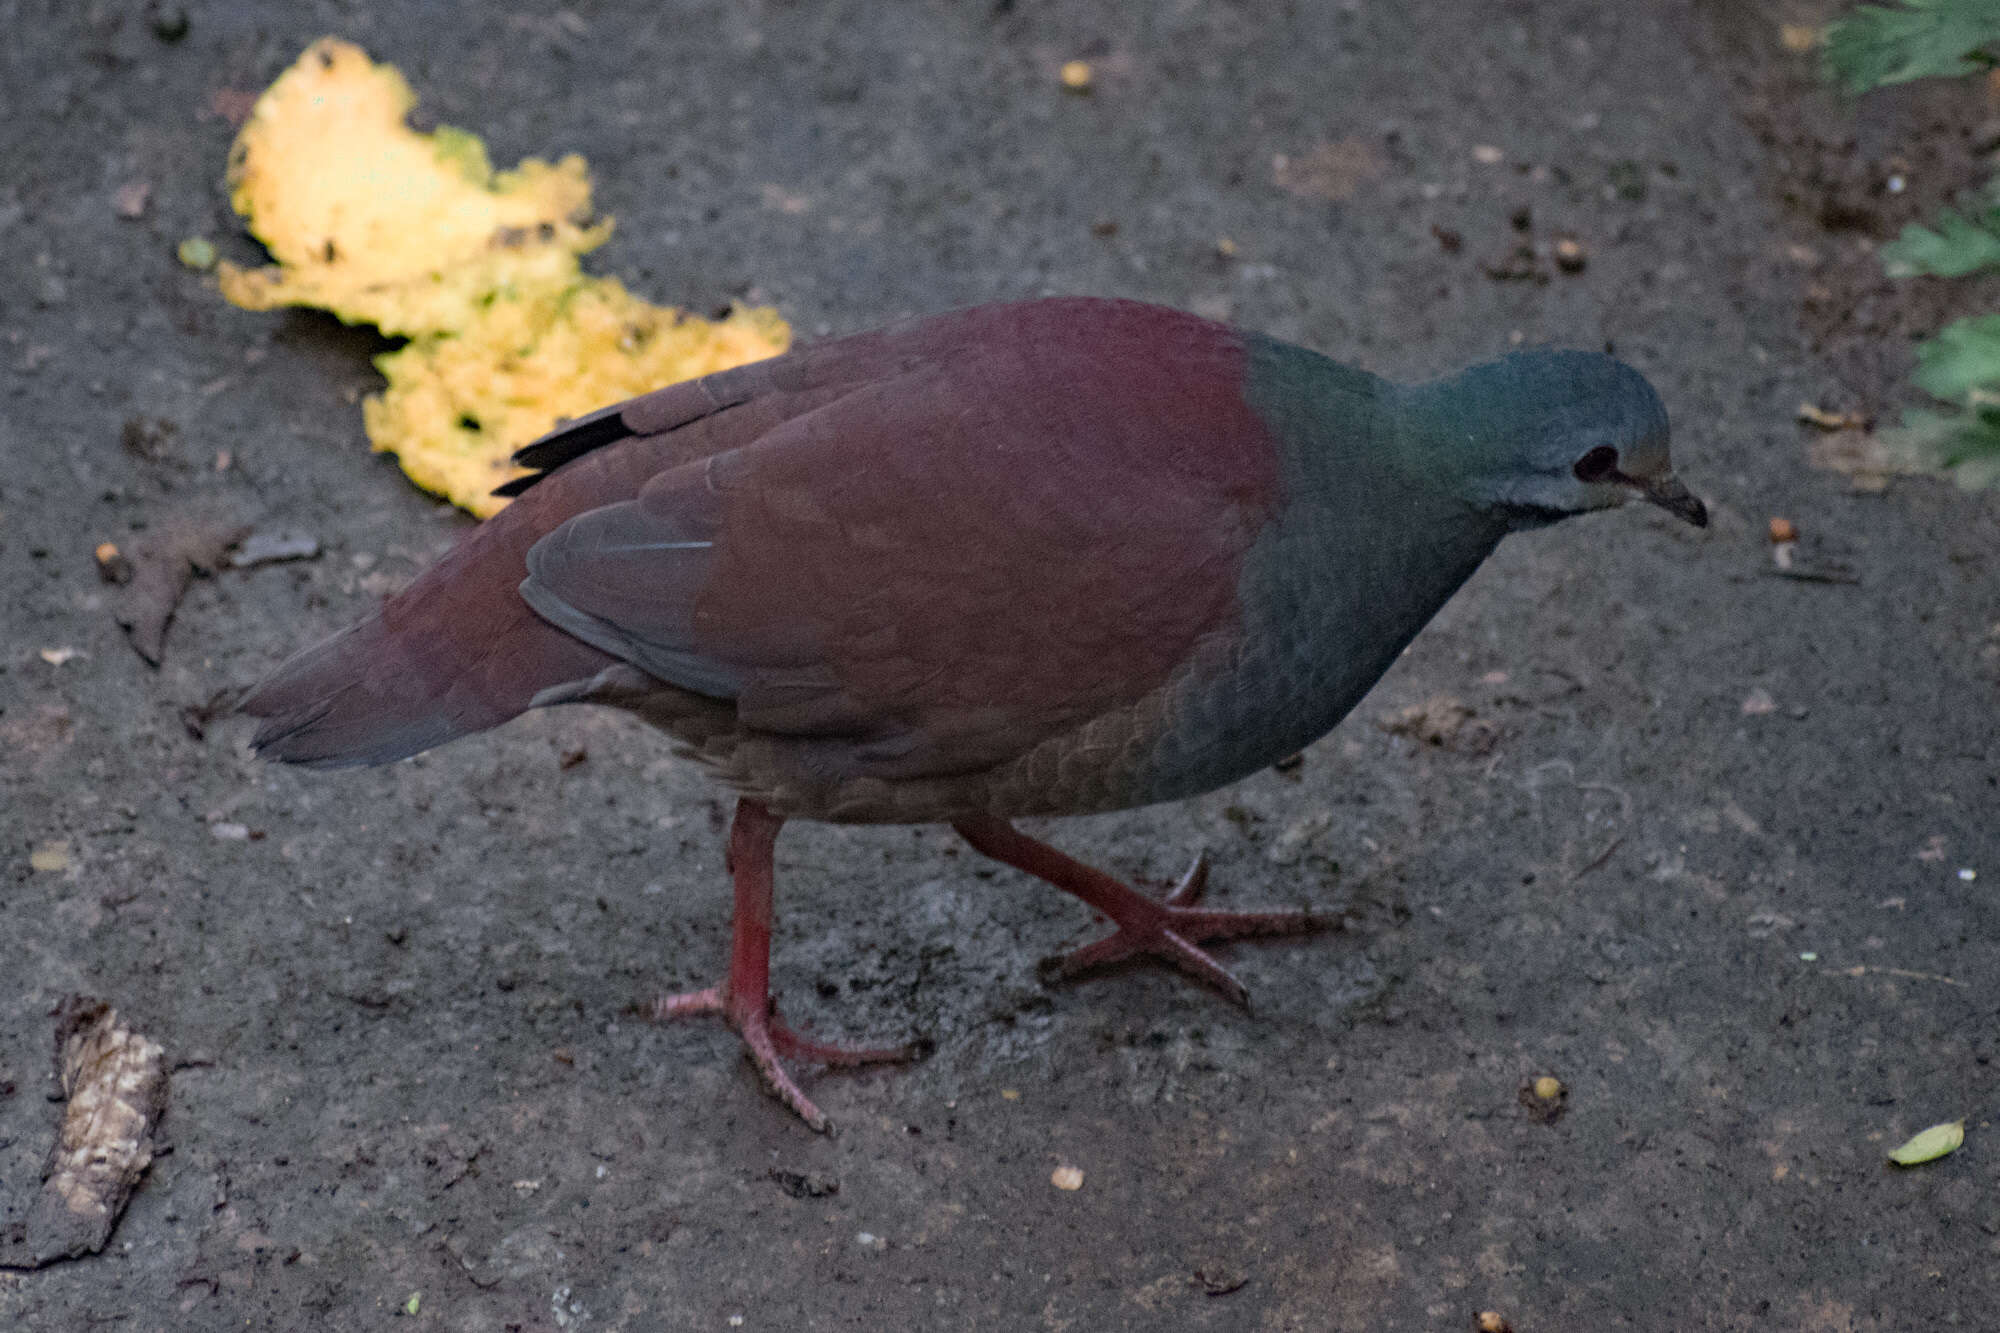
[1038,851,1326,1009]
[651,985,924,1132]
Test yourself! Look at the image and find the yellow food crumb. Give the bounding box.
[215,38,790,515]
[1049,1165,1084,1191]
[1532,1075,1563,1101]
[1059,60,1093,92]
[1778,24,1819,54]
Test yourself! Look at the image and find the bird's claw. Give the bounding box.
[1040,849,1325,1010]
[650,985,924,1133]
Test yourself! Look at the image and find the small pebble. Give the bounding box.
[1051,1165,1085,1191]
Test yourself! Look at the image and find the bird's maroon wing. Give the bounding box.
[242,311,922,766]
[520,299,1284,782]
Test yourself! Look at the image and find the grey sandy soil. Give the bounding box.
[3,1,1995,1328]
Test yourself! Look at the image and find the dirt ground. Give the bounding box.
[3,1,1996,1328]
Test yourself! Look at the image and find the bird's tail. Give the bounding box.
[239,516,617,768]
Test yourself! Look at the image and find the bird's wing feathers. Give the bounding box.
[497,321,926,494]
[522,300,1283,781]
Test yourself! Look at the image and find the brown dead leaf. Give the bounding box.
[0,997,169,1270]
[1190,1263,1249,1296]
[1379,695,1498,755]
[1796,402,1868,431]
[113,182,152,219]
[1778,24,1820,54]
[1805,428,1911,492]
[205,87,258,126]
[1741,688,1778,716]
[1273,138,1384,203]
[116,516,251,667]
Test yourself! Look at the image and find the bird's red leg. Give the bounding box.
[650,798,920,1131]
[952,816,1326,1009]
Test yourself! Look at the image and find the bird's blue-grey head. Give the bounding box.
[1410,348,1706,530]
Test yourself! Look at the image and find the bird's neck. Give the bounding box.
[1243,338,1510,542]
[1394,370,1565,528]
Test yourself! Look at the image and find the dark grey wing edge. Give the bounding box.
[493,360,781,498]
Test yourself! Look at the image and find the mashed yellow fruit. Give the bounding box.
[216,37,789,515]
[365,282,790,516]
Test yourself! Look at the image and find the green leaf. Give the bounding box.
[1887,406,2000,486]
[1883,209,2000,277]
[176,236,218,271]
[1911,313,2000,399]
[1824,0,2000,94]
[1886,1118,1965,1165]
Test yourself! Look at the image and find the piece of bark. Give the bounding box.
[116,517,250,667]
[0,997,170,1269]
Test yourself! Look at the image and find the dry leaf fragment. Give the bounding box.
[0,997,170,1269]
[1272,138,1385,203]
[768,1167,839,1199]
[115,516,252,667]
[228,531,321,568]
[1795,402,1867,431]
[1778,24,1820,54]
[113,182,151,219]
[1887,1120,1964,1166]
[1379,695,1498,755]
[95,542,134,584]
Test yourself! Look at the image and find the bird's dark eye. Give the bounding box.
[1573,445,1620,483]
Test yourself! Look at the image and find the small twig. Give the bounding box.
[1765,566,1861,586]
[1830,964,1965,988]
[1571,835,1624,882]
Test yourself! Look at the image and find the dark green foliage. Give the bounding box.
[1823,0,2000,94]
[1823,0,2000,486]
[1912,312,2000,397]
[1881,207,2000,277]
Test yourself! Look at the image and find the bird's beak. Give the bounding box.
[1637,472,1708,528]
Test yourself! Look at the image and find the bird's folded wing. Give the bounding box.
[520,320,1281,782]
